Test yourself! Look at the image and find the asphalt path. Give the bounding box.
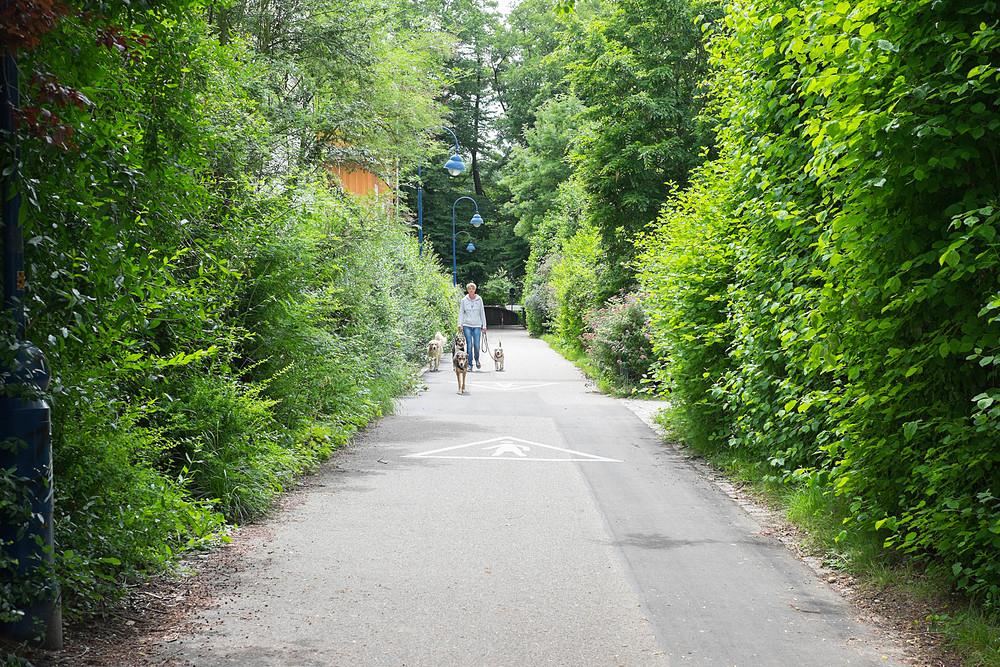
[155,327,906,666]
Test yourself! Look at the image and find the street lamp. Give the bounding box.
[452,196,484,285]
[442,126,465,176]
[455,230,476,252]
[418,126,465,256]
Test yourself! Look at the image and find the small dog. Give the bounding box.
[453,333,466,358]
[453,347,469,393]
[427,332,445,371]
[493,341,504,372]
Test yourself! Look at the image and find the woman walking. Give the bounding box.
[458,282,487,370]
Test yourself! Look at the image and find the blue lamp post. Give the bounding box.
[455,230,475,252]
[418,126,464,256]
[452,196,484,285]
[443,127,466,176]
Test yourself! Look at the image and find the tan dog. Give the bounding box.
[453,348,469,393]
[493,341,504,371]
[427,331,445,371]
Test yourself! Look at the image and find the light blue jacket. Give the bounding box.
[458,295,487,328]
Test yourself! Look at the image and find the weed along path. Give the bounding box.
[152,327,906,666]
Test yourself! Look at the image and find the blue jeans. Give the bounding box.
[462,326,481,366]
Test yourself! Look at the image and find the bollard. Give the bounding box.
[0,399,61,648]
[0,348,62,649]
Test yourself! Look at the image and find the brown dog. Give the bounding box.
[453,348,469,393]
[492,341,504,372]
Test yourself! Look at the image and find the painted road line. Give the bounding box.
[473,382,559,392]
[404,436,623,462]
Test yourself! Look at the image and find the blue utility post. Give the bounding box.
[417,165,423,252]
[451,196,484,285]
[417,126,465,256]
[1,33,62,649]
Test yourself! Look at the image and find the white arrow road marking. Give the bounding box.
[484,440,530,457]
[404,436,622,462]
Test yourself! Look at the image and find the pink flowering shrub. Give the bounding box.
[582,291,655,393]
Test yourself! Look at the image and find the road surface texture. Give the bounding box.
[153,327,906,666]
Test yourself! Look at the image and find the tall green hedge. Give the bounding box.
[1,1,456,624]
[636,157,737,449]
[2,174,457,621]
[640,0,1000,608]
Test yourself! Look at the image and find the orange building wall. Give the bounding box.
[329,165,391,198]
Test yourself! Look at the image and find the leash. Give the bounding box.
[481,329,491,356]
[456,326,490,357]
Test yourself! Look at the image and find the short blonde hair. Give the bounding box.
[466,282,477,290]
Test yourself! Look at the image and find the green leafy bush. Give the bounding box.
[524,255,558,335]
[549,223,604,348]
[637,157,737,449]
[157,369,297,523]
[0,460,42,628]
[639,0,1000,610]
[479,268,517,306]
[53,401,226,618]
[231,184,456,431]
[520,178,591,337]
[581,291,654,394]
[2,0,457,631]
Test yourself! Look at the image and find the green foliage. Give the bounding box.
[211,0,449,178]
[157,369,296,524]
[232,184,456,433]
[0,459,41,628]
[500,94,586,239]
[564,0,718,287]
[639,0,1000,611]
[520,176,590,336]
[548,221,604,348]
[1,0,458,627]
[523,253,558,335]
[936,609,1000,666]
[581,291,654,394]
[1,653,33,667]
[53,401,226,617]
[637,157,737,450]
[493,0,577,147]
[479,268,517,306]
